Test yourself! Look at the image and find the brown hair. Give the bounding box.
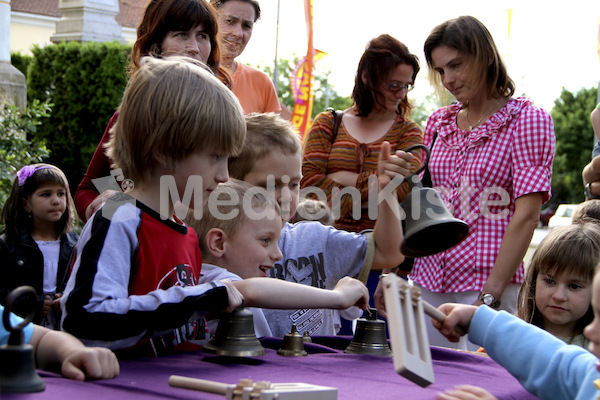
[107,56,245,184]
[424,15,514,102]
[1,164,75,238]
[228,112,301,180]
[572,200,600,225]
[517,223,600,338]
[352,34,420,118]
[130,0,231,87]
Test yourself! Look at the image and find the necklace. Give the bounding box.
[466,97,503,130]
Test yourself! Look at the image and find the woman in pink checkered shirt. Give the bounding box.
[376,16,555,351]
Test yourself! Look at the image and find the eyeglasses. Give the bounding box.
[386,81,414,93]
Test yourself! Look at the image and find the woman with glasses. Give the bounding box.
[301,34,423,236]
[375,16,555,351]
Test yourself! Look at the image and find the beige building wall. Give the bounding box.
[10,12,136,56]
[10,12,59,54]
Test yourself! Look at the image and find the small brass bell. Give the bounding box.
[344,308,392,356]
[277,324,307,357]
[0,286,46,392]
[302,331,312,343]
[203,306,265,357]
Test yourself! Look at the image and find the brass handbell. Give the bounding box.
[277,324,307,357]
[203,306,266,357]
[0,286,46,392]
[399,144,469,257]
[302,331,312,343]
[344,308,392,356]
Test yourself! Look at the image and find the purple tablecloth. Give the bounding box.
[3,336,538,399]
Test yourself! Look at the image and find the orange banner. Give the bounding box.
[290,50,326,103]
[290,0,317,139]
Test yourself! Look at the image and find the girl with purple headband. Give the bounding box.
[0,163,78,329]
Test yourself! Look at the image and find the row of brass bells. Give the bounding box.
[0,286,46,392]
[203,306,266,357]
[344,308,392,357]
[400,144,469,258]
[277,324,307,357]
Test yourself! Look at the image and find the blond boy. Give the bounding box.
[62,58,368,356]
[229,112,407,336]
[188,179,370,338]
[187,179,281,337]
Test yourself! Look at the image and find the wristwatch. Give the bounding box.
[479,293,501,309]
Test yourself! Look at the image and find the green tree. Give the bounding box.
[0,100,51,205]
[409,93,454,129]
[551,87,598,204]
[10,51,33,77]
[26,41,130,194]
[258,56,352,118]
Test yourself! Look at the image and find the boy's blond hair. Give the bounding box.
[106,56,246,184]
[572,200,600,225]
[186,179,280,255]
[228,112,301,180]
[291,198,334,226]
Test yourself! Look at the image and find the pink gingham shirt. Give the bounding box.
[410,97,555,293]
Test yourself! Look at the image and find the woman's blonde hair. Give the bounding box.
[517,223,600,336]
[106,56,246,184]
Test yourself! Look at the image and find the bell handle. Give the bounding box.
[421,300,466,337]
[3,286,37,345]
[402,144,431,177]
[168,375,232,395]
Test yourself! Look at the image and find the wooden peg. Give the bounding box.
[169,376,337,399]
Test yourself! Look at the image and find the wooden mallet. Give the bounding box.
[381,274,465,388]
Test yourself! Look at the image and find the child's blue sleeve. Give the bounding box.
[469,306,600,400]
[0,305,34,345]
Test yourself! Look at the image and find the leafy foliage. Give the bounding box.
[0,100,51,205]
[10,52,33,78]
[409,93,454,129]
[550,87,598,204]
[259,56,352,118]
[26,41,130,195]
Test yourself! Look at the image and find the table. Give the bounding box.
[3,336,538,399]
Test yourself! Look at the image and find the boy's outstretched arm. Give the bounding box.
[232,276,369,310]
[30,326,119,381]
[371,141,410,269]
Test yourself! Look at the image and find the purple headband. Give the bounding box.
[16,165,53,188]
